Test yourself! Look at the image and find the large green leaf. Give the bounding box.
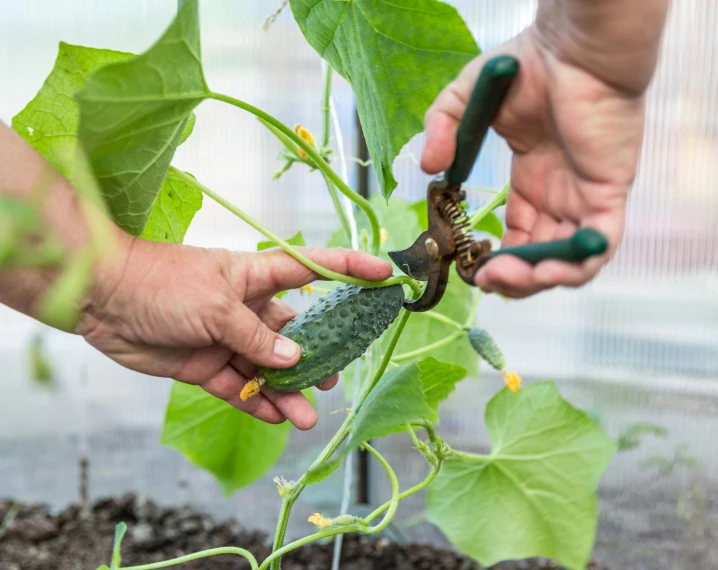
[75,0,209,235]
[329,196,478,379]
[290,0,479,199]
[426,382,617,570]
[11,42,201,246]
[12,43,132,183]
[161,383,291,496]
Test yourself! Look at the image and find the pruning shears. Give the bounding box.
[388,55,609,313]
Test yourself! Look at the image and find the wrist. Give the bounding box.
[76,223,136,336]
[534,0,670,95]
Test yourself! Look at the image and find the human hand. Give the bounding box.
[422,3,667,298]
[78,234,393,430]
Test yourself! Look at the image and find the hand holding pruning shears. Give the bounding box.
[412,8,666,300]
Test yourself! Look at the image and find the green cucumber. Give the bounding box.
[258,283,405,392]
[468,327,505,371]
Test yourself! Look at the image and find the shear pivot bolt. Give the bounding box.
[425,237,440,260]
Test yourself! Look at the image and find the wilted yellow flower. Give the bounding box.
[308,513,332,528]
[502,370,522,393]
[240,378,262,400]
[293,124,315,159]
[273,476,294,498]
[299,284,313,296]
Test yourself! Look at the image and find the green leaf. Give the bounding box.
[75,0,210,235]
[328,196,478,378]
[348,358,464,449]
[161,383,291,496]
[290,0,479,199]
[180,112,197,145]
[472,211,504,239]
[426,382,617,570]
[305,456,343,486]
[12,42,133,183]
[139,168,202,244]
[12,41,201,246]
[418,357,466,422]
[257,231,305,252]
[110,522,127,569]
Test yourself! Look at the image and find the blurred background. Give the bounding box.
[1,1,716,569]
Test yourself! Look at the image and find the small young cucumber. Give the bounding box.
[257,283,405,393]
[468,327,506,371]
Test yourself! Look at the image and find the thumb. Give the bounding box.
[224,303,301,369]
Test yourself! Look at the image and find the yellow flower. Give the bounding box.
[308,513,332,528]
[240,378,263,400]
[299,284,313,296]
[293,124,315,159]
[502,370,522,393]
[380,228,388,245]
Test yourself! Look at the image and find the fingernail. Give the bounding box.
[274,337,299,360]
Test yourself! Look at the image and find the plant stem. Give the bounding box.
[269,296,417,569]
[464,289,482,327]
[468,180,510,228]
[363,462,442,525]
[358,308,413,404]
[121,547,259,570]
[321,64,332,149]
[209,91,381,256]
[391,330,464,363]
[360,443,399,534]
[451,450,493,462]
[261,444,399,570]
[418,310,465,331]
[323,173,352,244]
[175,169,415,292]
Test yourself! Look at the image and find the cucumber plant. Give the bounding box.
[8,1,619,569]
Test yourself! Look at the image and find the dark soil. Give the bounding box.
[0,494,609,570]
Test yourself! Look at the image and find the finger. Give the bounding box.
[530,212,562,243]
[256,298,298,332]
[477,212,622,297]
[475,255,536,297]
[317,373,339,391]
[502,184,537,246]
[221,302,301,369]
[199,366,286,424]
[244,247,393,298]
[261,389,319,431]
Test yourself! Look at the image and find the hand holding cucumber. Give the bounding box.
[77,235,393,430]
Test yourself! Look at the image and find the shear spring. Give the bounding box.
[439,197,474,268]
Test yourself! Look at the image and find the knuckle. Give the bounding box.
[245,322,272,355]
